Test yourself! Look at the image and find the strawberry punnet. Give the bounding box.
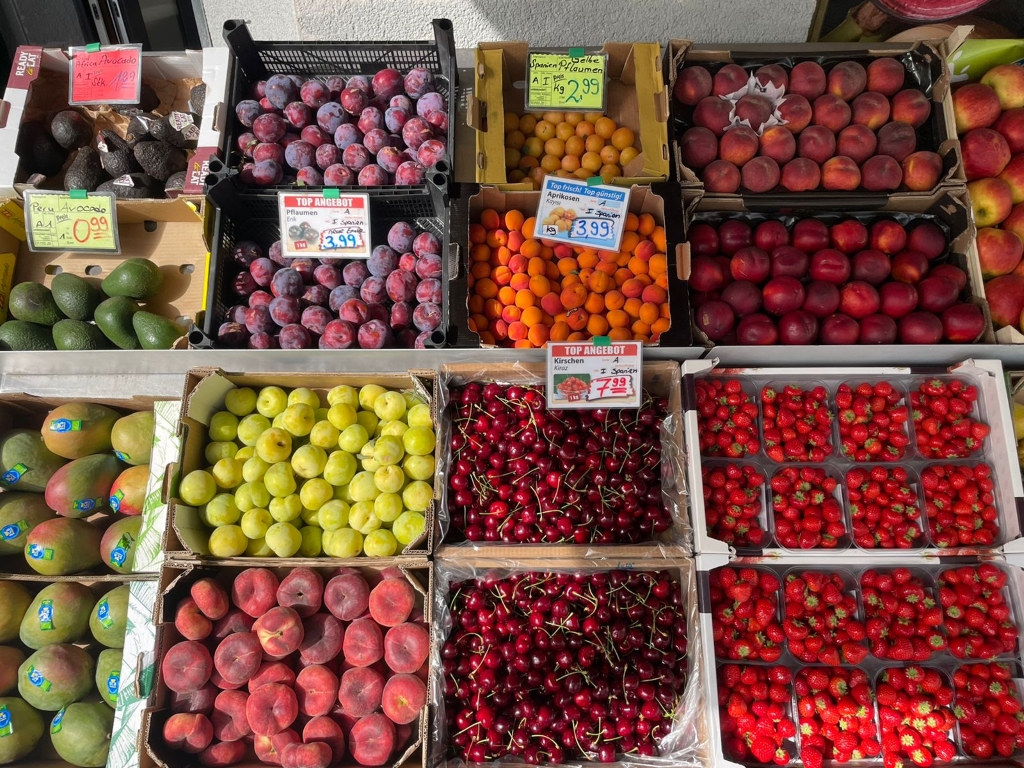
[921,463,999,548]
[783,571,867,665]
[862,568,945,661]
[911,378,989,459]
[719,663,796,765]
[877,665,956,768]
[771,467,845,549]
[762,384,834,463]
[846,466,923,549]
[836,381,911,462]
[710,566,784,662]
[938,564,1019,659]
[696,378,760,458]
[795,666,879,765]
[953,662,1024,758]
[703,463,768,548]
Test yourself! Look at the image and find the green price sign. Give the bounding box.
[526,50,607,112]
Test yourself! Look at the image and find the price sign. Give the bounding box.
[534,176,629,252]
[278,191,371,259]
[23,190,119,253]
[546,339,642,410]
[68,44,142,106]
[526,50,607,112]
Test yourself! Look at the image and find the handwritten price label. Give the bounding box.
[546,340,642,410]
[68,45,142,105]
[23,191,120,253]
[527,51,607,112]
[320,229,365,251]
[279,192,372,259]
[535,176,629,252]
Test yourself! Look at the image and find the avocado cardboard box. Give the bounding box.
[164,368,441,562]
[0,46,231,215]
[139,559,432,768]
[0,390,171,580]
[469,41,670,189]
[0,199,209,350]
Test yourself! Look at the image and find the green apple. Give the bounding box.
[300,478,333,511]
[318,500,350,532]
[310,420,340,450]
[245,536,273,557]
[180,470,217,506]
[324,451,357,486]
[224,387,258,417]
[349,501,381,535]
[235,481,270,512]
[373,492,403,522]
[380,420,408,438]
[209,525,247,557]
[374,391,407,422]
[212,458,244,490]
[356,411,379,437]
[265,522,301,557]
[241,507,273,539]
[298,526,322,557]
[402,480,432,513]
[264,462,297,498]
[323,528,362,557]
[403,426,435,456]
[403,454,435,481]
[237,414,271,447]
[373,435,405,466]
[407,403,432,429]
[288,387,321,410]
[269,494,302,523]
[257,386,288,418]
[292,444,328,479]
[393,511,425,546]
[242,456,270,483]
[328,404,358,432]
[338,424,369,453]
[204,493,241,526]
[374,465,405,494]
[349,471,381,502]
[358,385,387,410]
[235,446,255,461]
[209,411,239,442]
[205,441,238,465]
[327,385,358,407]
[282,404,316,437]
[363,529,398,557]
[256,428,293,464]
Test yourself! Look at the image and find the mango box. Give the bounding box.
[134,400,183,575]
[163,368,441,563]
[666,35,965,201]
[0,46,231,211]
[0,199,210,351]
[469,41,670,189]
[462,184,691,347]
[139,559,432,768]
[0,390,170,580]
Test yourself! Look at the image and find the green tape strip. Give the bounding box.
[592,335,611,347]
[85,43,101,53]
[586,176,603,187]
[569,47,585,58]
[68,189,87,199]
[323,188,340,199]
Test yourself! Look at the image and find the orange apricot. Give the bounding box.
[613,268,633,286]
[610,127,635,151]
[549,321,571,341]
[539,154,560,173]
[566,308,589,331]
[541,293,563,316]
[480,209,501,229]
[632,320,651,336]
[642,285,667,304]
[468,294,485,315]
[514,340,534,349]
[660,302,671,319]
[621,231,640,254]
[492,319,509,340]
[639,302,660,325]
[594,117,616,139]
[509,273,531,291]
[604,290,625,310]
[555,122,575,142]
[634,240,657,262]
[589,271,613,294]
[497,286,516,306]
[625,212,639,232]
[518,114,537,134]
[476,277,498,298]
[515,289,536,309]
[656,273,669,290]
[595,262,618,278]
[525,257,545,277]
[561,155,581,173]
[574,168,592,180]
[560,283,588,310]
[577,251,598,269]
[507,321,528,341]
[542,111,564,125]
[527,324,550,347]
[486,229,508,248]
[504,209,525,232]
[575,121,595,137]
[634,274,652,287]
[544,138,566,157]
[471,243,491,263]
[508,254,528,273]
[628,257,649,276]
[651,226,667,252]
[522,217,536,239]
[521,306,543,327]
[529,275,551,297]
[638,213,656,236]
[470,261,491,280]
[484,299,503,319]
[619,146,639,167]
[584,293,605,314]
[479,331,496,345]
[599,145,620,165]
[587,314,610,336]
[557,257,579,276]
[652,317,671,336]
[535,121,555,141]
[608,327,633,341]
[519,155,539,171]
[520,239,541,259]
[585,134,605,154]
[469,223,487,244]
[567,332,587,341]
[649,254,667,277]
[469,313,487,331]
[606,309,630,328]
[501,306,521,324]
[565,136,585,157]
[624,297,643,318]
[545,261,560,281]
[599,164,621,182]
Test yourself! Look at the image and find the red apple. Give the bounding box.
[985,274,1024,327]
[755,221,790,252]
[695,300,735,341]
[891,250,929,284]
[1004,203,1024,242]
[839,281,880,319]
[851,249,891,285]
[859,314,897,343]
[792,219,830,253]
[994,108,1024,154]
[829,220,869,254]
[968,177,1014,227]
[870,220,907,254]
[999,154,1024,204]
[779,310,819,345]
[810,249,851,284]
[718,220,753,255]
[762,276,805,316]
[941,303,986,342]
[688,223,719,256]
[770,246,810,279]
[916,276,960,313]
[906,221,946,260]
[980,64,1024,111]
[730,246,771,283]
[736,313,779,345]
[879,281,919,318]
[977,226,1024,278]
[899,311,943,344]
[952,83,1002,133]
[802,281,841,318]
[819,313,860,344]
[960,128,1011,180]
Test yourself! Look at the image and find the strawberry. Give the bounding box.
[921,463,999,548]
[696,378,761,458]
[702,463,768,548]
[771,467,845,549]
[846,466,923,549]
[939,566,1018,659]
[954,662,1023,759]
[718,664,795,764]
[783,571,866,664]
[796,667,878,764]
[878,665,956,768]
[761,383,834,463]
[911,378,987,459]
[861,569,942,662]
[837,380,910,462]
[710,566,784,662]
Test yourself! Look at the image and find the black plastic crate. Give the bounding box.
[209,18,457,195]
[193,177,455,349]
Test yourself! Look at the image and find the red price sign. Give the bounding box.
[69,45,142,105]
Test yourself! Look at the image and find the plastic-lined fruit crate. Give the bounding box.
[208,19,456,195]
[682,359,1024,558]
[194,178,453,349]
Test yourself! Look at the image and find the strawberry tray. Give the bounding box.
[696,553,1024,768]
[682,359,1024,560]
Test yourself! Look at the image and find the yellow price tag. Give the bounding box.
[526,51,607,112]
[23,190,120,253]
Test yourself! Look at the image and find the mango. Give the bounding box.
[108,464,148,516]
[0,649,25,696]
[95,649,121,708]
[0,583,31,644]
[90,585,129,648]
[0,430,66,493]
[24,517,102,576]
[100,516,141,574]
[110,411,154,466]
[50,702,112,768]
[18,644,94,710]
[0,697,43,764]
[45,454,124,518]
[1015,402,1024,442]
[41,403,119,460]
[20,582,94,649]
[0,493,58,556]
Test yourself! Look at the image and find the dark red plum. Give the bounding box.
[285,141,316,170]
[234,272,258,297]
[226,305,248,324]
[754,221,790,252]
[253,143,285,165]
[414,253,442,280]
[377,147,403,174]
[315,145,341,170]
[357,319,392,349]
[300,81,331,109]
[296,167,324,186]
[271,268,304,298]
[371,69,404,100]
[217,322,249,347]
[851,249,891,284]
[347,75,371,93]
[357,107,384,134]
[334,124,363,149]
[363,129,390,155]
[736,313,779,345]
[412,302,441,332]
[323,164,355,186]
[251,160,283,186]
[941,304,985,342]
[367,246,397,277]
[402,118,432,150]
[342,144,372,171]
[250,258,279,287]
[385,108,410,134]
[425,110,448,134]
[412,330,431,348]
[907,222,946,260]
[302,284,329,307]
[404,68,435,99]
[695,301,735,340]
[929,264,967,292]
[314,264,343,290]
[269,296,302,326]
[233,241,262,267]
[317,103,347,134]
[718,221,752,255]
[688,223,719,256]
[259,97,279,114]
[395,161,425,185]
[390,95,413,112]
[391,301,413,329]
[245,306,276,335]
[399,253,417,272]
[279,323,313,349]
[253,113,287,143]
[249,291,272,309]
[802,280,841,318]
[859,314,897,343]
[236,100,262,127]
[300,126,330,147]
[301,306,332,335]
[339,299,369,325]
[291,259,316,283]
[343,262,369,287]
[328,285,358,312]
[284,102,312,129]
[269,241,291,267]
[365,302,388,323]
[779,310,820,344]
[249,331,278,349]
[320,320,356,349]
[416,92,445,119]
[879,281,918,319]
[252,81,267,99]
[387,222,416,253]
[415,278,442,304]
[689,256,726,293]
[340,88,368,116]
[238,132,257,157]
[417,140,445,168]
[413,232,441,257]
[770,246,809,279]
[358,165,387,186]
[360,276,387,304]
[792,219,830,253]
[721,280,762,316]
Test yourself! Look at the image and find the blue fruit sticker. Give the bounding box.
[109,532,134,568]
[72,497,100,512]
[0,463,28,486]
[106,671,119,698]
[114,451,129,462]
[28,544,54,561]
[48,419,82,433]
[50,707,64,735]
[0,520,26,541]
[27,666,51,691]
[109,489,124,512]
[38,599,54,630]
[96,598,114,629]
[0,704,12,736]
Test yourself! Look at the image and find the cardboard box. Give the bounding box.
[0,199,210,351]
[469,41,670,189]
[134,400,183,575]
[164,368,441,561]
[436,361,690,550]
[462,184,691,347]
[680,188,994,348]
[141,559,432,768]
[666,36,965,202]
[0,46,230,216]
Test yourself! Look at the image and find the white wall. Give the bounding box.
[200,0,816,47]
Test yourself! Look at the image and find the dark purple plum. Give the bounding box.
[284,140,315,170]
[265,75,298,109]
[388,222,416,253]
[390,301,413,329]
[404,68,435,99]
[346,75,371,93]
[291,258,317,283]
[251,160,283,186]
[253,113,287,143]
[415,253,442,280]
[253,143,285,165]
[320,319,356,349]
[390,95,413,112]
[398,253,417,272]
[339,299,368,324]
[296,166,324,186]
[269,296,302,326]
[249,332,278,349]
[365,303,388,323]
[343,262,369,287]
[317,103,347,134]
[360,276,387,304]
[217,322,249,347]
[386,270,418,302]
[413,331,432,348]
[326,76,346,96]
[358,165,387,186]
[234,272,258,297]
[398,328,419,348]
[233,241,262,267]
[376,146,403,174]
[226,305,248,324]
[300,125,330,147]
[315,145,341,170]
[413,232,441,257]
[413,302,441,332]
[245,306,276,334]
[357,319,392,349]
[258,97,279,114]
[363,129,390,155]
[334,124,363,150]
[235,100,262,127]
[270,268,304,298]
[250,257,278,287]
[249,290,272,309]
[367,246,397,277]
[238,132,257,156]
[385,108,409,134]
[415,92,445,118]
[279,323,312,349]
[301,305,332,335]
[252,81,267,99]
[342,144,372,171]
[300,80,331,109]
[302,284,329,307]
[329,285,358,312]
[323,164,355,186]
[314,264,343,290]
[269,241,291,267]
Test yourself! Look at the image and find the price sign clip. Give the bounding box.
[22,189,120,253]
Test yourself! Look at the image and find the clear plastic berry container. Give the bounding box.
[906,376,990,462]
[694,374,763,461]
[780,566,868,666]
[919,460,1002,550]
[832,378,914,464]
[844,464,926,551]
[760,380,836,464]
[701,460,772,551]
[935,562,1021,662]
[770,464,851,552]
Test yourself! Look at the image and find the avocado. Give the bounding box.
[50,111,93,151]
[132,141,186,182]
[101,258,162,300]
[63,147,106,192]
[99,148,140,178]
[9,283,65,326]
[132,311,182,350]
[96,174,157,200]
[52,320,109,350]
[126,113,158,144]
[51,273,103,321]
[93,297,140,350]
[150,117,188,148]
[0,321,57,351]
[96,130,132,155]
[189,83,206,118]
[163,171,186,198]
[16,123,68,177]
